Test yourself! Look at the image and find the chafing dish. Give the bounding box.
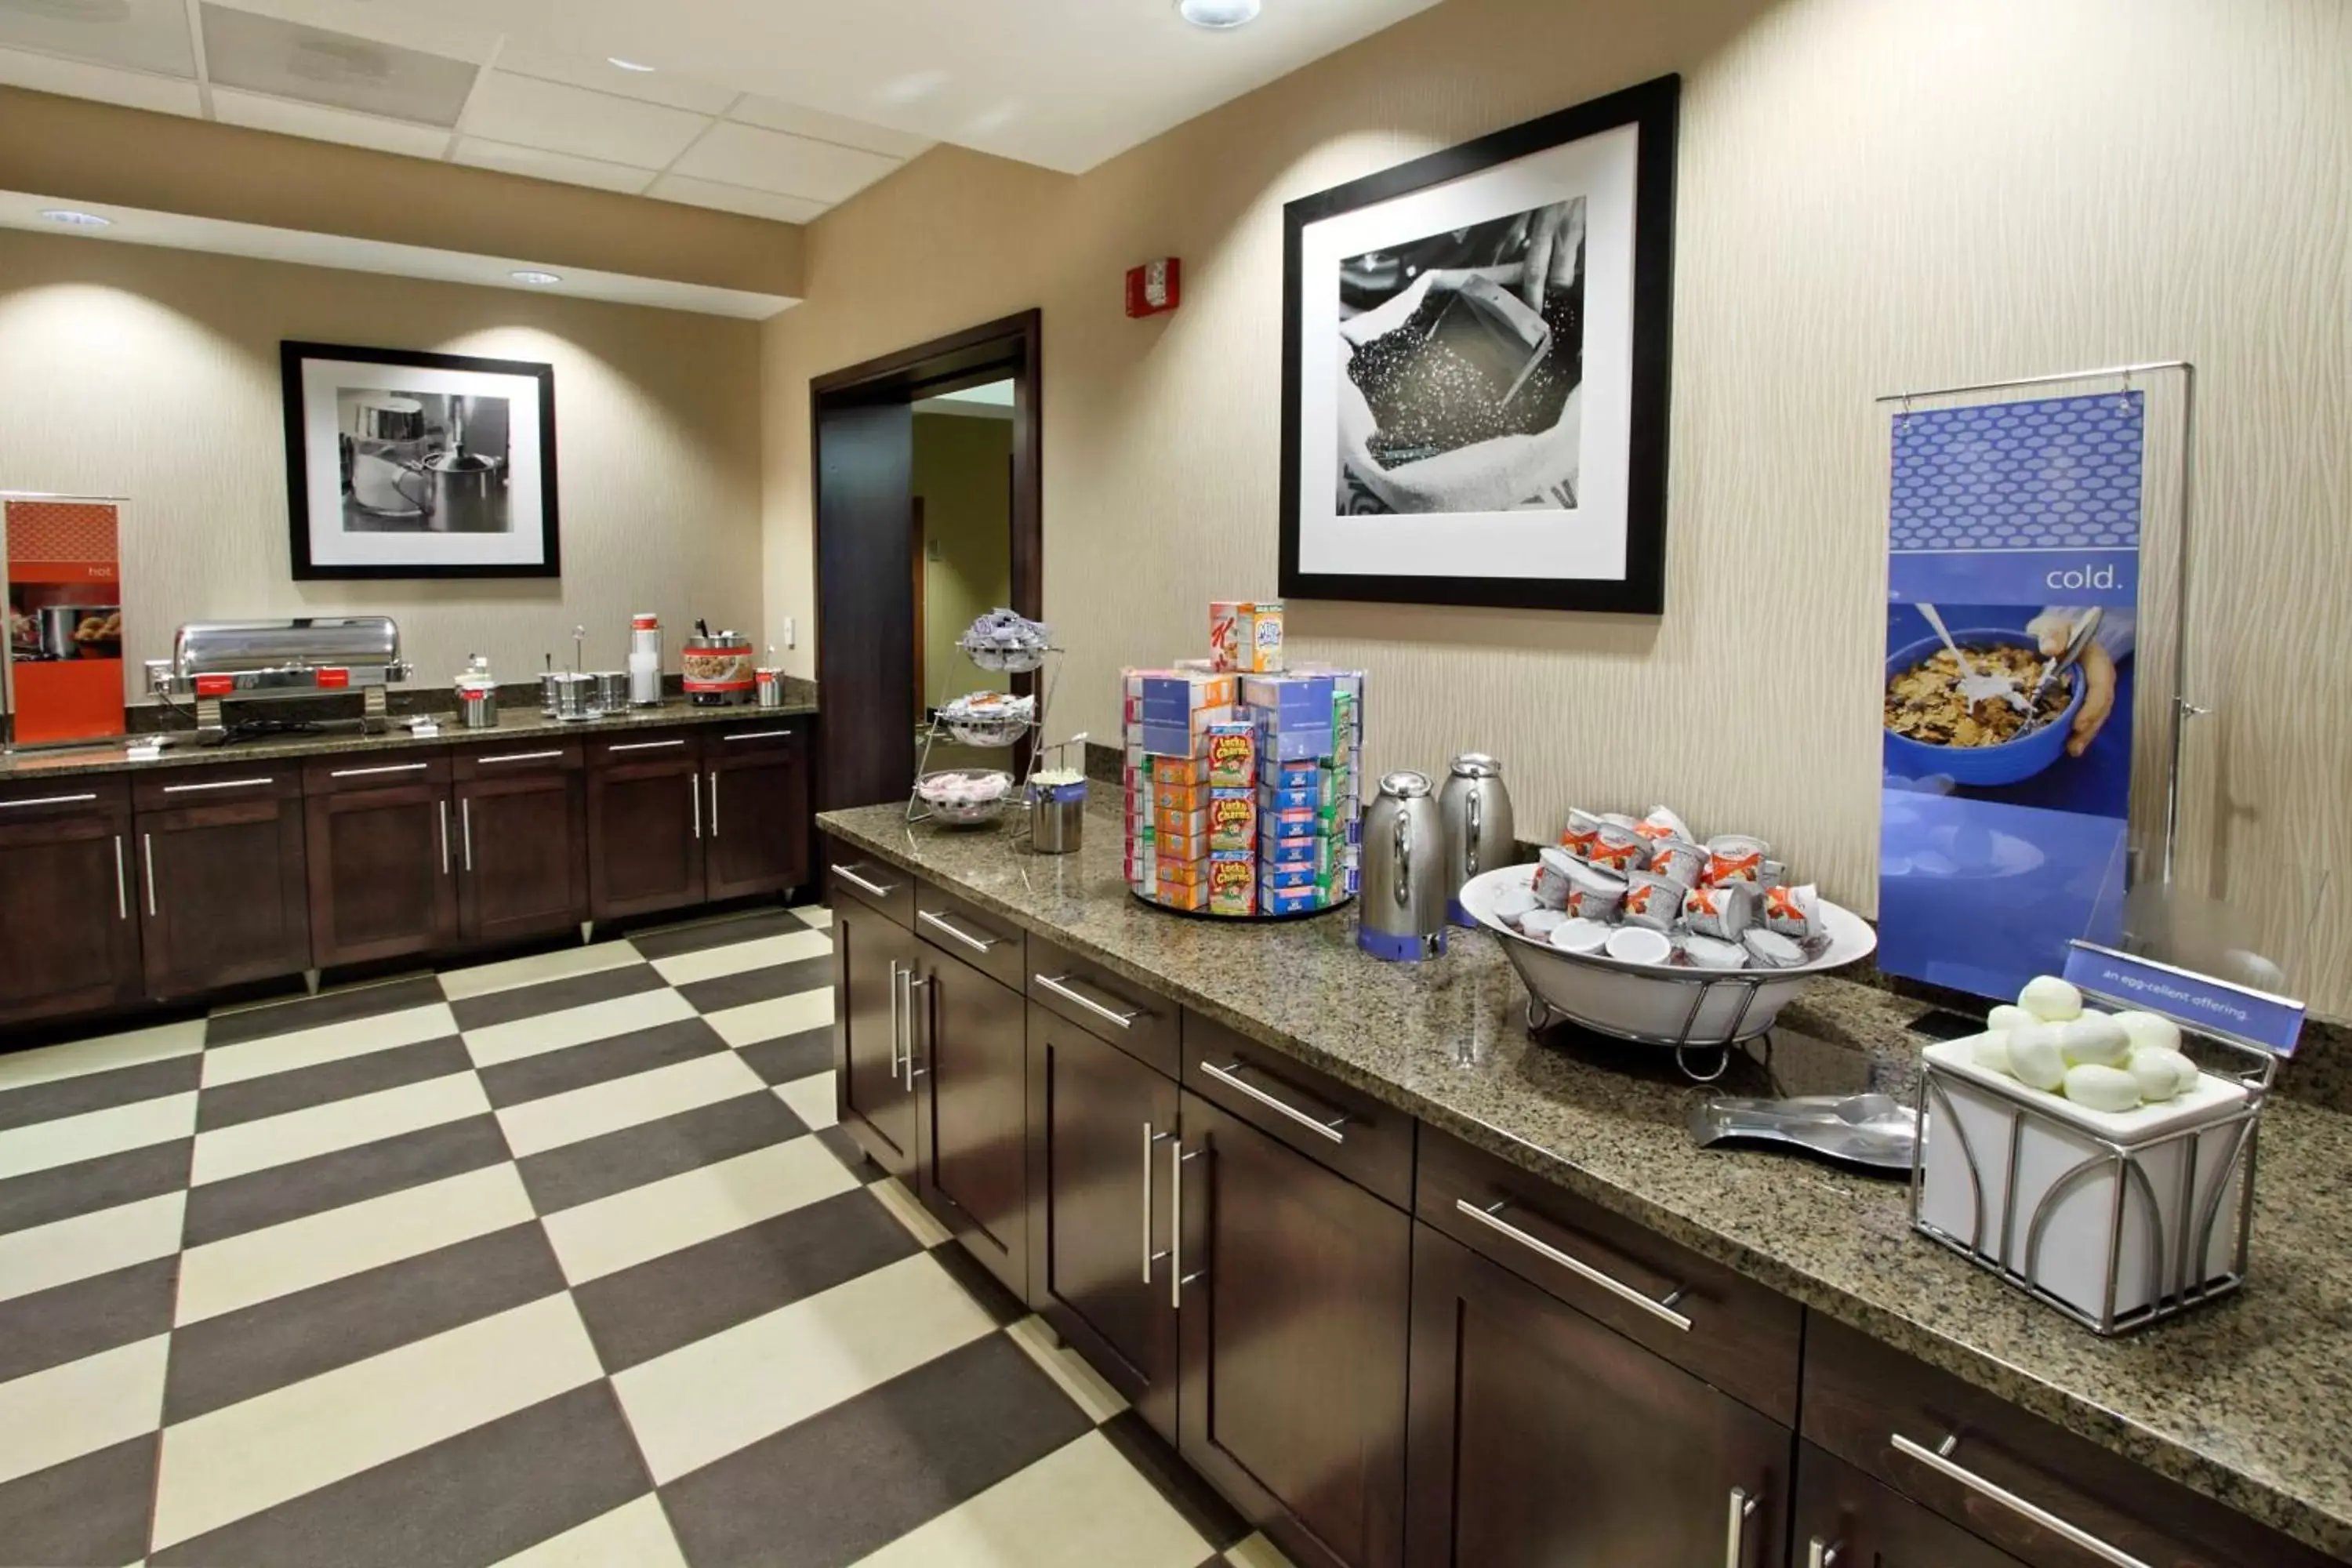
[147,616,412,741]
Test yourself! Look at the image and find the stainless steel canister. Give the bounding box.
[539,670,562,717]
[1359,771,1446,961]
[550,672,597,721]
[1029,779,1086,855]
[1438,752,1515,927]
[455,681,499,729]
[589,672,630,712]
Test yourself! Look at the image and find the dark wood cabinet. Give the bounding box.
[1405,1223,1791,1568]
[912,939,1029,1299]
[585,733,705,920]
[303,758,457,969]
[0,780,141,1025]
[1795,1443,2027,1568]
[834,901,920,1181]
[136,772,310,998]
[1178,1089,1410,1568]
[703,723,810,902]
[453,745,587,946]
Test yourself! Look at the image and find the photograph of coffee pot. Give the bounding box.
[339,390,511,535]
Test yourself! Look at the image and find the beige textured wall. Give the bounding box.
[760,0,2352,1009]
[1,227,764,692]
[913,412,1014,710]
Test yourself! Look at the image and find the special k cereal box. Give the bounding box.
[1207,788,1256,851]
[1207,849,1254,915]
[1203,722,1255,789]
[1210,602,1243,673]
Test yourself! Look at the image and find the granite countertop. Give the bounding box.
[819,799,2352,1561]
[0,690,818,780]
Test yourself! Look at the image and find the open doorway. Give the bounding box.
[811,311,1040,815]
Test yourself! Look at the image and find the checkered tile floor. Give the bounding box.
[0,906,1291,1568]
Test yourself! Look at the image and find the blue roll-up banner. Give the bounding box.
[1879,392,2145,1002]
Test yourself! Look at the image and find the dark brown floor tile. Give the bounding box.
[205,975,446,1047]
[476,1017,724,1109]
[813,1125,884,1184]
[1102,1410,1253,1551]
[165,1224,567,1424]
[0,1433,158,1568]
[735,1025,832,1087]
[0,1053,201,1133]
[447,963,667,1033]
[0,1257,179,1383]
[516,1092,805,1215]
[625,908,804,961]
[659,1334,1091,1568]
[195,1037,473,1132]
[573,1189,919,1374]
[180,1115,510,1249]
[0,1138,191,1238]
[152,1384,656,1568]
[676,956,833,1016]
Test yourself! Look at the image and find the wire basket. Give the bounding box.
[942,711,1033,748]
[959,640,1050,674]
[913,770,1016,828]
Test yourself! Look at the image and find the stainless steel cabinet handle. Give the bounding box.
[1806,1538,1841,1568]
[836,864,896,898]
[1035,973,1144,1030]
[887,960,906,1085]
[918,908,1000,953]
[0,792,98,809]
[437,799,451,875]
[113,834,127,920]
[1141,1123,1174,1283]
[720,730,795,742]
[141,833,157,918]
[162,777,273,794]
[608,739,686,753]
[904,974,930,1082]
[331,762,428,779]
[1890,1433,2151,1568]
[1171,1141,1206,1310]
[476,749,563,765]
[460,797,473,872]
[1725,1486,1760,1568]
[1199,1059,1348,1143]
[709,771,720,838]
[690,772,702,839]
[1455,1197,1693,1331]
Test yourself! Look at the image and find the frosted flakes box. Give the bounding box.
[1259,759,1321,790]
[1207,788,1256,851]
[1207,849,1254,915]
[1203,722,1255,789]
[1260,862,1318,891]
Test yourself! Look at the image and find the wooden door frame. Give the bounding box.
[811,308,1042,815]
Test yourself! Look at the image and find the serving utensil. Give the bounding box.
[1919,602,2026,712]
[2016,607,2103,738]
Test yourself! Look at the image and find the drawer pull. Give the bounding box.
[161,777,273,794]
[1725,1485,1760,1568]
[1456,1197,1693,1332]
[113,833,127,921]
[1890,1433,2151,1568]
[0,792,98,809]
[1806,1539,1841,1568]
[476,749,563,765]
[918,908,1000,953]
[461,797,474,872]
[690,773,702,840]
[329,761,428,779]
[720,729,795,742]
[1200,1058,1348,1143]
[1141,1122,1174,1283]
[142,832,157,917]
[835,864,897,898]
[608,739,686,753]
[1035,972,1144,1030]
[437,799,451,876]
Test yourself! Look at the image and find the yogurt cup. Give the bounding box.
[1604,926,1675,966]
[1491,885,1541,926]
[1589,820,1647,874]
[1762,883,1821,941]
[1682,881,1757,941]
[1563,861,1626,923]
[1560,809,1602,863]
[1532,848,1577,910]
[1549,917,1612,955]
[1648,837,1707,889]
[1704,833,1769,885]
[1741,929,1806,968]
[1681,935,1749,971]
[1521,909,1570,942]
[1621,869,1682,931]
[1758,859,1787,891]
[1644,804,1694,842]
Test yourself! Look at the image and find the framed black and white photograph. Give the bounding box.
[1280,74,1678,613]
[281,341,560,579]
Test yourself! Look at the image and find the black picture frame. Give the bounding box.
[1279,74,1679,614]
[281,340,561,580]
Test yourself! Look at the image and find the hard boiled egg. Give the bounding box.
[1973,1033,2014,1075]
[2018,975,2083,1023]
[2114,1011,2183,1057]
[2006,1023,2067,1091]
[2127,1047,2200,1103]
[2063,1062,2143,1114]
[2057,1014,2131,1068]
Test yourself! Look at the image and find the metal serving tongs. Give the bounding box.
[2016,607,2103,738]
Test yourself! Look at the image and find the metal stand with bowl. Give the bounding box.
[906,614,1057,833]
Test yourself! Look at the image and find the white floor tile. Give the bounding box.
[0,1018,204,1094]
[490,1493,688,1568]
[702,987,833,1049]
[1005,1316,1127,1425]
[541,1138,856,1286]
[868,1177,951,1249]
[189,1073,489,1187]
[793,906,833,931]
[495,1051,762,1160]
[845,1430,1210,1568]
[650,927,831,988]
[175,1164,536,1326]
[1225,1533,1301,1568]
[463,987,696,1069]
[0,1192,186,1305]
[613,1251,996,1484]
[0,1091,197,1181]
[771,1072,837,1131]
[0,1332,169,1487]
[437,940,640,1003]
[151,1294,601,1551]
[201,1003,459,1088]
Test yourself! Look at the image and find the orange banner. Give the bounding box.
[6,496,126,746]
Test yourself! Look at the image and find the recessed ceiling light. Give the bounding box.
[38,209,112,228]
[1178,0,1261,27]
[510,270,562,285]
[607,56,655,71]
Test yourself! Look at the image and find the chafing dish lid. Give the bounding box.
[169,617,402,675]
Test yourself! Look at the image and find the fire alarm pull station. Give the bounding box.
[1125,258,1181,318]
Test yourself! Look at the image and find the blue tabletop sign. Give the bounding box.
[2062,940,2307,1057]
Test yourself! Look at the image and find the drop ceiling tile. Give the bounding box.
[198,0,500,65]
[670,122,902,205]
[492,38,737,118]
[462,71,708,172]
[646,175,826,227]
[198,4,477,127]
[0,0,194,78]
[0,45,199,114]
[452,137,655,196]
[724,96,934,162]
[211,88,453,158]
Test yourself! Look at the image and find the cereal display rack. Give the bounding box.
[906,643,1061,828]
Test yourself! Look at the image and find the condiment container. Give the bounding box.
[1359,771,1446,961]
[682,628,755,707]
[627,612,663,707]
[1438,752,1514,928]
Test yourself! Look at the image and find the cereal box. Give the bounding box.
[1151,754,1208,786]
[1207,788,1256,851]
[1156,857,1207,889]
[1207,850,1254,916]
[1202,722,1255,789]
[1258,884,1319,916]
[1210,602,1244,673]
[1157,827,1209,862]
[1152,781,1207,815]
[1153,878,1208,912]
[1239,602,1284,673]
[1154,806,1207,840]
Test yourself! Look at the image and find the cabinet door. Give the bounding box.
[138,798,310,996]
[457,771,586,946]
[586,743,705,920]
[833,903,918,1181]
[912,942,1029,1299]
[305,782,458,969]
[1405,1223,1792,1568]
[0,799,140,1024]
[1795,1443,2027,1568]
[704,725,809,902]
[1026,1002,1181,1439]
[1178,1091,1410,1568]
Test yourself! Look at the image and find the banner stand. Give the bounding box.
[4,492,131,753]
